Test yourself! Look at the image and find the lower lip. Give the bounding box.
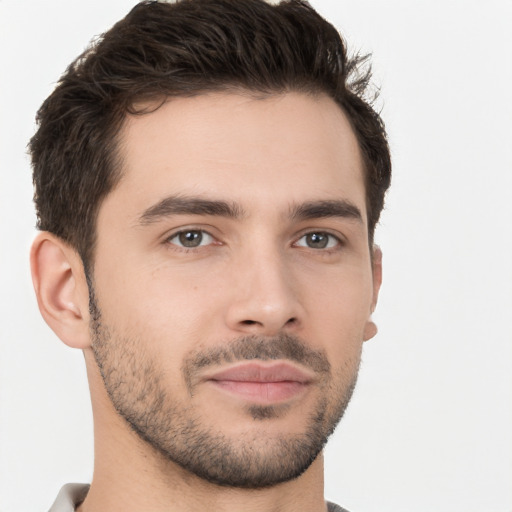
[208,380,308,403]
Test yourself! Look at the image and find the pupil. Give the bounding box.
[179,231,202,247]
[307,233,328,249]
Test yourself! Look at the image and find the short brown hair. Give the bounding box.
[29,0,391,270]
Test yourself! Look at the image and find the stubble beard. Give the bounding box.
[88,287,361,489]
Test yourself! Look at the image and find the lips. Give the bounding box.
[204,362,313,404]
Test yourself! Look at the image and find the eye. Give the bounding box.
[295,232,340,250]
[167,229,214,248]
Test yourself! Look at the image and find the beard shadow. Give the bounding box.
[88,283,361,489]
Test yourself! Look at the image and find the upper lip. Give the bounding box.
[204,362,314,384]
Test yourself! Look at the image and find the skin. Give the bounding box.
[31,91,382,512]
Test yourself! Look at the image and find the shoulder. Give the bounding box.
[48,483,90,512]
[327,501,351,512]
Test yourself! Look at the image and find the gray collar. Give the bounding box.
[48,483,350,512]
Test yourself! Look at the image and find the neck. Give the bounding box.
[79,354,328,512]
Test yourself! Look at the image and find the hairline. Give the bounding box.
[82,86,375,276]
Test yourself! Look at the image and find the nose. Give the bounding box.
[224,249,304,336]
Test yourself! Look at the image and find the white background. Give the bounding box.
[0,1,511,511]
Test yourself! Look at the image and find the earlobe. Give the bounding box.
[363,320,378,341]
[30,232,91,349]
[363,245,383,342]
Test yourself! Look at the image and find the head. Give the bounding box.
[30,0,391,489]
[30,0,390,272]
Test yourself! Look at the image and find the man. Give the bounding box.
[29,0,391,510]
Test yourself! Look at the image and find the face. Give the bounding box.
[89,92,379,487]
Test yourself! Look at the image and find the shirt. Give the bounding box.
[48,483,350,511]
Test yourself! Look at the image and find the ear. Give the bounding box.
[30,232,91,349]
[363,245,383,341]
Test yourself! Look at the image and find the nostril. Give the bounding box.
[236,317,299,332]
[240,318,296,327]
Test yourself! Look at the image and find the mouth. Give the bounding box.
[204,362,314,404]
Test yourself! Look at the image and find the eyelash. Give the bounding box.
[293,231,343,251]
[165,228,344,254]
[165,228,217,251]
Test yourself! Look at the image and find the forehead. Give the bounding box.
[109,91,366,222]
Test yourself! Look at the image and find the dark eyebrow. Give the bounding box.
[290,200,363,223]
[138,195,244,225]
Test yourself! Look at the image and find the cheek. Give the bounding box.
[302,267,373,350]
[93,260,225,355]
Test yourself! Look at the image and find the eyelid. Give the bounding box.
[293,230,345,249]
[164,227,217,248]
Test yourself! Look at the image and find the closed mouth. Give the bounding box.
[203,362,314,403]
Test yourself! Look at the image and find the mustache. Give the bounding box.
[182,333,331,390]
